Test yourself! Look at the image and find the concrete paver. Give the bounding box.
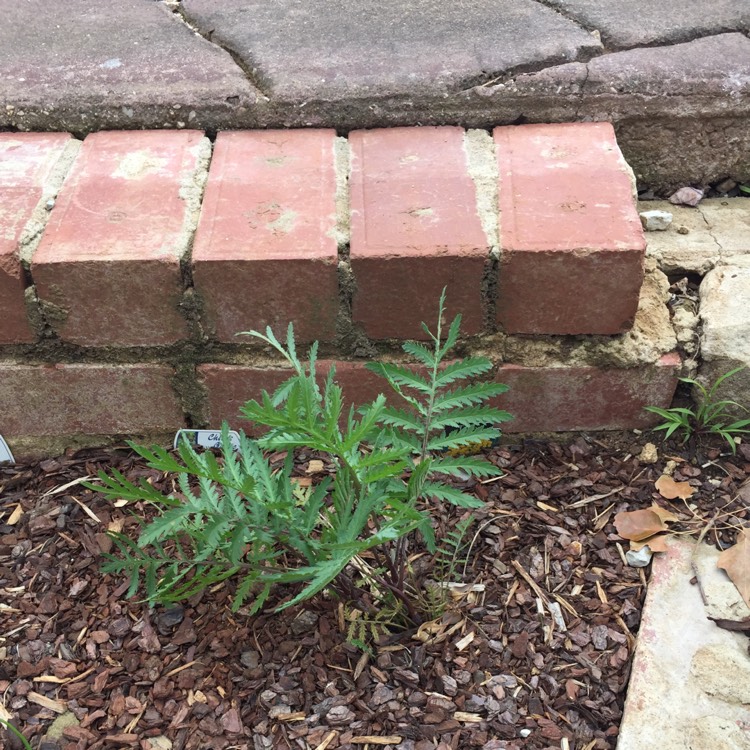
[541,0,749,48]
[181,0,601,101]
[618,538,750,749]
[3,2,750,188]
[0,0,257,133]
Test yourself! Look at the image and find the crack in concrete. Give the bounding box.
[163,0,272,100]
[697,205,724,263]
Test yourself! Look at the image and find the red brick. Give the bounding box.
[32,131,207,346]
[495,353,680,432]
[0,364,184,437]
[198,364,294,431]
[199,360,388,432]
[349,127,488,339]
[0,133,76,343]
[494,123,646,335]
[192,130,339,343]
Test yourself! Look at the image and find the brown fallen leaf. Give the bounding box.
[655,474,694,500]
[649,503,680,523]
[718,529,750,608]
[614,509,666,542]
[629,533,670,553]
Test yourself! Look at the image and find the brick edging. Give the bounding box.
[0,125,679,455]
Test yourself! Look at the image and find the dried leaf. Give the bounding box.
[718,529,750,608]
[649,504,680,523]
[614,509,666,542]
[630,533,670,553]
[655,474,694,500]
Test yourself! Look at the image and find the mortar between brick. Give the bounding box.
[18,138,81,266]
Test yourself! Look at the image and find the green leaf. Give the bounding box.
[367,362,432,393]
[430,455,502,478]
[433,358,495,388]
[431,383,510,412]
[421,483,484,508]
[426,427,501,452]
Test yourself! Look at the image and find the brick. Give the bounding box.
[495,353,680,432]
[198,364,295,431]
[199,360,387,432]
[495,122,646,335]
[32,130,209,346]
[192,130,340,343]
[0,364,184,437]
[349,127,489,339]
[0,133,77,343]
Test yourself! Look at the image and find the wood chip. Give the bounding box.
[350,736,403,745]
[454,712,483,723]
[314,731,337,750]
[27,691,66,713]
[454,631,475,651]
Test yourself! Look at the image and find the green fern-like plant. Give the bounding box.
[367,289,511,507]
[87,292,510,625]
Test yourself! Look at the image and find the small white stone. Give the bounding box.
[519,729,532,738]
[638,442,659,464]
[626,547,654,567]
[639,209,673,231]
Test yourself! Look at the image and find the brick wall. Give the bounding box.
[0,125,679,457]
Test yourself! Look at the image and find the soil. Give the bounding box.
[1,432,748,750]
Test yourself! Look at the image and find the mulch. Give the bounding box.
[1,433,748,750]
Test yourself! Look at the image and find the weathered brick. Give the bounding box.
[32,130,209,346]
[0,133,78,343]
[495,123,645,335]
[198,364,294,430]
[0,364,184,437]
[495,353,680,432]
[192,130,340,343]
[349,127,489,339]
[198,360,387,431]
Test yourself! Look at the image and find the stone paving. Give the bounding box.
[2,0,749,188]
[618,538,750,749]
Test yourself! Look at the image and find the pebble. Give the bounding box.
[289,609,318,635]
[639,210,673,231]
[668,186,704,207]
[626,546,654,567]
[326,705,356,725]
[677,225,690,234]
[638,442,659,464]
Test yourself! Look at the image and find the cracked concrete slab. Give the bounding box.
[699,265,750,410]
[3,2,750,188]
[180,0,602,100]
[0,0,259,133]
[540,0,750,48]
[618,538,750,750]
[643,199,750,275]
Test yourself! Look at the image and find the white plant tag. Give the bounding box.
[173,429,241,452]
[0,435,14,464]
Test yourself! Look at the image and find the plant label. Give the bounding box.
[173,429,241,452]
[0,434,14,464]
